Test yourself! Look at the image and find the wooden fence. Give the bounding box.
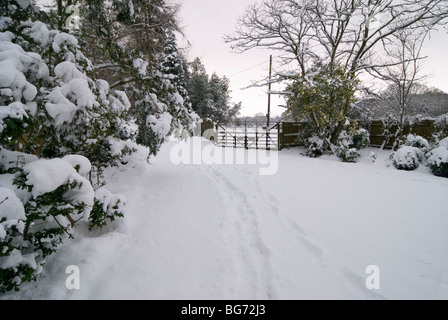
[279,120,446,150]
[368,120,441,148]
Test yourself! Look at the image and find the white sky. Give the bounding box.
[178,0,448,117]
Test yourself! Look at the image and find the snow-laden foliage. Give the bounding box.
[427,137,448,177]
[404,134,430,153]
[390,135,448,177]
[133,29,198,155]
[0,148,126,292]
[285,63,360,146]
[335,129,370,163]
[392,146,424,171]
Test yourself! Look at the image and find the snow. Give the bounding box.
[438,137,448,149]
[16,0,32,9]
[2,138,447,300]
[22,158,94,220]
[133,58,148,76]
[45,77,95,126]
[61,155,92,178]
[52,32,78,54]
[427,147,448,167]
[0,249,37,270]
[26,21,51,47]
[147,112,173,136]
[392,146,423,170]
[0,148,38,172]
[0,187,26,221]
[95,187,127,216]
[106,136,137,157]
[0,30,49,106]
[111,90,131,112]
[54,61,87,82]
[0,102,29,133]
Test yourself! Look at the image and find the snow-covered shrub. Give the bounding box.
[391,146,424,171]
[0,187,35,293]
[89,188,126,230]
[0,154,127,292]
[404,134,430,152]
[335,129,370,163]
[433,114,448,141]
[352,129,370,150]
[336,147,361,163]
[0,156,94,292]
[427,147,448,178]
[0,29,46,149]
[426,137,448,178]
[307,135,325,158]
[438,137,448,150]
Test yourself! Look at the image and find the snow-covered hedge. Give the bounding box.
[0,150,126,292]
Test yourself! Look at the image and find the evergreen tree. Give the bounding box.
[157,28,197,133]
[0,0,127,292]
[80,0,196,157]
[207,73,241,124]
[187,58,241,124]
[187,57,210,119]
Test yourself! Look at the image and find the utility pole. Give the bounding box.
[267,55,272,128]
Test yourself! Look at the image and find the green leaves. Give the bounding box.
[0,111,33,148]
[285,63,359,140]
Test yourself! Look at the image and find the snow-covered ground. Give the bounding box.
[2,138,448,300]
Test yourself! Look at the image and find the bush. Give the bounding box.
[404,134,430,152]
[0,154,126,292]
[392,146,423,171]
[427,146,448,178]
[89,188,126,230]
[335,129,369,163]
[352,129,370,150]
[307,135,325,158]
[336,147,360,163]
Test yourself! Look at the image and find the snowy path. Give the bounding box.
[3,139,448,300]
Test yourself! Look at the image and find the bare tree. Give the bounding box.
[225,0,448,144]
[225,0,448,78]
[366,27,430,148]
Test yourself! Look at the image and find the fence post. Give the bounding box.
[234,125,237,148]
[266,125,270,151]
[255,122,259,149]
[244,122,248,149]
[278,121,282,150]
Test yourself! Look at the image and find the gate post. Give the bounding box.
[266,125,270,151]
[244,122,248,149]
[278,122,282,150]
[255,122,259,149]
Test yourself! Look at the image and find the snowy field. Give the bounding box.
[1,137,448,300]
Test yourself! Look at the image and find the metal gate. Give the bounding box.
[216,123,280,151]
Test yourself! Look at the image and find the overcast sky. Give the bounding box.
[178,0,448,117]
